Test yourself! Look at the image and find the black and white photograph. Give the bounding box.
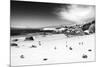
[10,0,96,66]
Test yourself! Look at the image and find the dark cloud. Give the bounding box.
[11,1,95,28]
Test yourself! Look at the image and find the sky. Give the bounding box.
[11,0,95,29]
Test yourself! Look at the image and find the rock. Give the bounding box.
[82,54,88,59]
[11,43,18,47]
[54,46,56,50]
[12,39,18,42]
[88,49,92,52]
[25,36,34,41]
[89,24,95,33]
[38,41,41,46]
[43,58,48,61]
[30,45,37,48]
[69,47,73,50]
[20,55,24,59]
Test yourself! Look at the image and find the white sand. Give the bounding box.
[11,34,95,66]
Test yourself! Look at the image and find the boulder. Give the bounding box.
[24,36,34,41]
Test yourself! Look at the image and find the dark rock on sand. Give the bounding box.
[11,43,18,47]
[82,54,88,59]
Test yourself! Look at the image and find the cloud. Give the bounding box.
[56,4,95,24]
